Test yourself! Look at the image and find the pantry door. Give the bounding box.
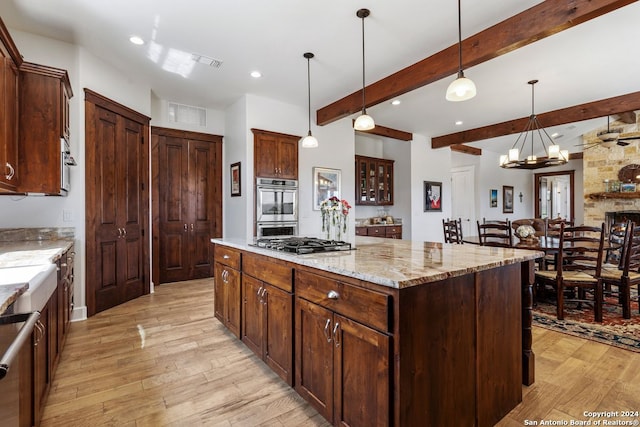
[451,166,476,238]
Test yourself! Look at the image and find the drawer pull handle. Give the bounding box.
[323,319,332,343]
[327,290,339,300]
[223,255,230,259]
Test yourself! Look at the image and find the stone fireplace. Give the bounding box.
[583,114,640,227]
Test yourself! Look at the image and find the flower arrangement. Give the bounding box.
[320,196,351,241]
[515,224,538,241]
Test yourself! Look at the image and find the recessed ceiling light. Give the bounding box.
[129,35,145,45]
[250,71,262,78]
[455,120,463,126]
[391,99,401,106]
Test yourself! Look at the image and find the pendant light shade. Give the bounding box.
[354,8,375,131]
[446,0,476,102]
[500,80,568,170]
[301,52,318,148]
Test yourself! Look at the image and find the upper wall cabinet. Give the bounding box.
[252,128,299,180]
[18,62,73,195]
[355,155,394,206]
[0,18,22,193]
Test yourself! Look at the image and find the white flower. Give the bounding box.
[516,225,536,238]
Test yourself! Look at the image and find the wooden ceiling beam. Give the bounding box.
[616,111,638,124]
[352,121,413,141]
[450,144,481,155]
[316,0,637,126]
[431,91,640,148]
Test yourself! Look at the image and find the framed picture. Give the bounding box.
[313,167,341,210]
[621,182,637,192]
[423,181,442,212]
[503,185,514,213]
[230,162,241,197]
[490,189,498,208]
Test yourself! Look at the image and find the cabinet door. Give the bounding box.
[0,54,18,191]
[333,314,390,427]
[254,132,278,178]
[213,262,226,324]
[277,137,298,180]
[264,284,293,385]
[33,302,49,424]
[356,158,368,205]
[295,298,334,422]
[225,267,242,338]
[378,161,393,205]
[241,275,264,358]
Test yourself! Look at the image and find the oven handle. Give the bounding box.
[0,311,40,380]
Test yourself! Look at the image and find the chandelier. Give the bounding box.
[500,80,568,169]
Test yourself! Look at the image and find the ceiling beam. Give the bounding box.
[450,144,481,155]
[616,111,638,124]
[431,91,640,148]
[352,121,413,141]
[316,0,637,126]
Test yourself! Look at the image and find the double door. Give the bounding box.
[85,89,150,316]
[253,128,298,179]
[295,297,389,426]
[355,155,394,206]
[155,127,222,283]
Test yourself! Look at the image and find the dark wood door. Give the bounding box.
[85,89,150,316]
[253,131,278,178]
[333,314,389,427]
[278,137,298,179]
[241,275,264,357]
[264,284,293,385]
[154,127,221,284]
[295,298,334,422]
[0,53,18,192]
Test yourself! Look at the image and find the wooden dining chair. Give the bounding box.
[535,223,606,322]
[541,218,574,270]
[477,220,512,248]
[442,218,463,244]
[600,221,640,319]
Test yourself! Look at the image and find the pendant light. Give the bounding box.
[499,80,568,169]
[353,8,375,131]
[446,0,476,102]
[300,52,318,148]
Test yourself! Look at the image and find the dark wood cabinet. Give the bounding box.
[252,128,298,179]
[241,253,293,385]
[33,298,50,425]
[214,245,242,338]
[0,19,20,193]
[355,155,394,205]
[355,225,402,239]
[18,62,73,195]
[153,127,222,284]
[295,270,390,426]
[85,89,150,316]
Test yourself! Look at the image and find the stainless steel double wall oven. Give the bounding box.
[255,177,298,237]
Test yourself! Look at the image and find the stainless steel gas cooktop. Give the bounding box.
[254,237,352,254]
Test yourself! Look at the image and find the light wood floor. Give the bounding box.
[43,279,640,426]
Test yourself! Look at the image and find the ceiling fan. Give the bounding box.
[579,115,640,150]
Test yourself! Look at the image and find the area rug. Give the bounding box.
[532,292,640,353]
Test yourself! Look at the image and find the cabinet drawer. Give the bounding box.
[214,245,241,270]
[367,226,385,237]
[355,226,368,236]
[243,253,293,292]
[295,270,389,332]
[385,226,401,237]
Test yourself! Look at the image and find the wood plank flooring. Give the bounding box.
[43,278,640,426]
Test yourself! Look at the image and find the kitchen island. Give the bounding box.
[212,236,542,427]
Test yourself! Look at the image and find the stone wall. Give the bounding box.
[583,114,640,227]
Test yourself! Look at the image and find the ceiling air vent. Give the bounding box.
[191,53,223,68]
[168,102,207,127]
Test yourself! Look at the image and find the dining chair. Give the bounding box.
[442,218,463,244]
[477,220,512,247]
[600,221,640,319]
[541,218,574,270]
[534,223,606,322]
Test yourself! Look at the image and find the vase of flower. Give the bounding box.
[320,197,351,242]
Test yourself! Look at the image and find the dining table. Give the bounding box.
[462,235,621,252]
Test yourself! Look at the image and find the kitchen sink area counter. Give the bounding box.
[212,236,542,427]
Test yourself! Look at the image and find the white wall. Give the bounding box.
[223,96,249,238]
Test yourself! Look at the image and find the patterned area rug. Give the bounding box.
[532,291,640,353]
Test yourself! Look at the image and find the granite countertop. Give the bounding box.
[0,240,74,313]
[212,236,543,289]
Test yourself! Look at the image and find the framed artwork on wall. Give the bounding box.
[230,162,241,197]
[490,189,498,208]
[424,181,442,212]
[503,185,514,213]
[313,167,341,210]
